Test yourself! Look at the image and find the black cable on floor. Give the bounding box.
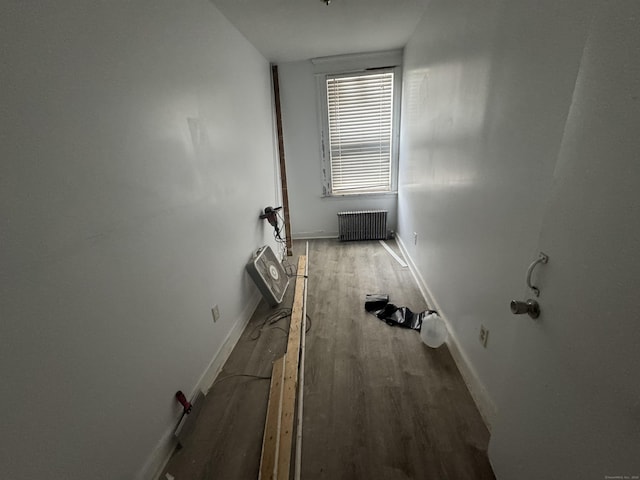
[212,373,271,386]
[249,308,292,341]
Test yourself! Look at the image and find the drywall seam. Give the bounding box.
[138,290,263,480]
[395,234,497,429]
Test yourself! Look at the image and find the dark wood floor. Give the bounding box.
[162,239,495,480]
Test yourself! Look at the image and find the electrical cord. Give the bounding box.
[249,308,292,341]
[281,256,306,276]
[277,241,288,265]
[270,326,289,335]
[263,315,311,335]
[273,225,285,244]
[210,313,312,392]
[281,256,296,276]
[269,211,291,265]
[273,211,286,244]
[249,310,312,341]
[212,373,271,386]
[276,211,286,240]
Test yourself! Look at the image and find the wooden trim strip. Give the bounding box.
[294,242,310,480]
[259,356,286,480]
[271,64,293,256]
[276,256,306,479]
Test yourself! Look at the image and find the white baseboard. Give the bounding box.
[136,427,176,480]
[395,234,497,430]
[291,233,338,240]
[196,290,262,395]
[137,290,263,480]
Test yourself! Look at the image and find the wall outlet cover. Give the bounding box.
[212,305,220,323]
[479,325,489,348]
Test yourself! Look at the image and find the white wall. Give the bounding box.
[489,2,640,477]
[278,60,397,238]
[397,0,596,425]
[0,2,279,479]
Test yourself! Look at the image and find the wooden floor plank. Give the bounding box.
[161,240,495,480]
[300,240,495,480]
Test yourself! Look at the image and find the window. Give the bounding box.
[321,69,398,195]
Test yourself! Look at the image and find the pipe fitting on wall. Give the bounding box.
[510,299,540,319]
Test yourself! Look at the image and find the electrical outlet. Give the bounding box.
[413,232,418,245]
[479,325,489,348]
[211,305,220,323]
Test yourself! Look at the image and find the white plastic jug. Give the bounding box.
[420,312,447,348]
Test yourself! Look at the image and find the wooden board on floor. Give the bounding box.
[276,255,306,480]
[259,355,286,480]
[258,255,306,480]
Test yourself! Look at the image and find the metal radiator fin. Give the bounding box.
[337,210,388,241]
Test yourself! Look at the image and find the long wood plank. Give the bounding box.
[276,255,306,479]
[271,64,293,256]
[259,355,286,480]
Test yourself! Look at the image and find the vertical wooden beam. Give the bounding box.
[271,64,293,256]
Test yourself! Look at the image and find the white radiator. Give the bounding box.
[337,210,388,241]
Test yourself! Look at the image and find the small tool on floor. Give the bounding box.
[175,390,192,414]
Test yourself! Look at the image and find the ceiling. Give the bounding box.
[210,0,428,63]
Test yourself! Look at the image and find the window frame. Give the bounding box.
[317,65,402,197]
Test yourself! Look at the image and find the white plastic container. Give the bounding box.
[420,312,448,348]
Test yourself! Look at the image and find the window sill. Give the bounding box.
[321,191,398,199]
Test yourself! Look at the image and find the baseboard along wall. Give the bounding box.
[137,290,263,480]
[395,234,498,430]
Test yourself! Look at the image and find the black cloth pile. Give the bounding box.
[364,294,436,331]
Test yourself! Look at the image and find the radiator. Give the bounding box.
[337,210,388,241]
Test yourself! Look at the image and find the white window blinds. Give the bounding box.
[326,71,394,194]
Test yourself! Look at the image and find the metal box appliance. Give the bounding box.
[246,245,290,306]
